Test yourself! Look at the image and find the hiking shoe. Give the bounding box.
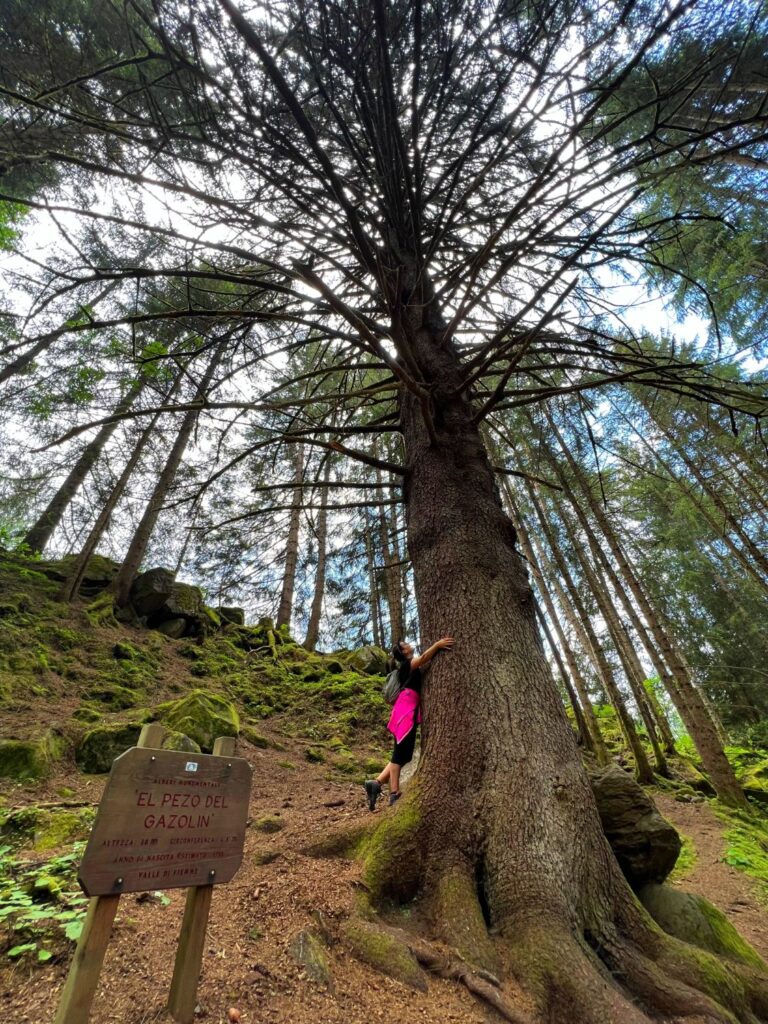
[389,791,402,807]
[364,780,381,812]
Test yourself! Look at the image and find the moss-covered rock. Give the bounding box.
[130,567,175,616]
[161,731,202,754]
[639,883,766,969]
[253,814,284,834]
[75,722,142,773]
[219,606,245,626]
[305,746,325,763]
[241,725,269,749]
[82,684,142,710]
[341,919,426,991]
[589,765,681,888]
[289,929,333,986]
[345,645,388,676]
[73,705,102,724]
[0,730,66,781]
[158,690,239,752]
[155,617,187,639]
[113,641,138,661]
[2,805,94,851]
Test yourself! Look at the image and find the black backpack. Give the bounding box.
[382,668,402,704]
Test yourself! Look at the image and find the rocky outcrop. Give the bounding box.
[345,645,388,675]
[589,765,681,888]
[129,570,220,638]
[157,689,240,752]
[75,723,142,773]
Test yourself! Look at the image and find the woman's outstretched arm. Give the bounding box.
[411,636,454,669]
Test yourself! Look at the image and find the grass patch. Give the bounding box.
[669,831,697,882]
[715,805,768,902]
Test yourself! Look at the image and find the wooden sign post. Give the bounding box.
[54,726,251,1024]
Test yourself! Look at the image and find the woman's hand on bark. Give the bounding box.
[435,637,454,650]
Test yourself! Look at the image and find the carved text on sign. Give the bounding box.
[78,747,252,896]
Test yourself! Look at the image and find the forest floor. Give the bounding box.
[2,553,768,1024]
[2,738,768,1024]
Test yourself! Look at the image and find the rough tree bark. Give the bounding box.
[367,316,768,1022]
[275,443,304,631]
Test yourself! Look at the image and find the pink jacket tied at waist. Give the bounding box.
[387,687,422,743]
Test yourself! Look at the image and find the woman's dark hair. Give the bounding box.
[390,640,407,666]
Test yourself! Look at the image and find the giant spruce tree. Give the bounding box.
[2,0,768,1018]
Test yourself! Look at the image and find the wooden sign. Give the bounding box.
[78,746,252,896]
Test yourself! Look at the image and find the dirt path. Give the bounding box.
[655,793,768,961]
[4,742,768,1024]
[2,734,486,1024]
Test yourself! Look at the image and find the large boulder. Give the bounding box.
[39,554,119,595]
[0,730,66,781]
[346,645,388,675]
[639,883,765,969]
[130,568,175,617]
[220,606,245,626]
[589,765,681,888]
[75,723,142,773]
[158,690,239,752]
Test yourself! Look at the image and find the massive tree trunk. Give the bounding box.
[24,378,144,553]
[361,312,768,1021]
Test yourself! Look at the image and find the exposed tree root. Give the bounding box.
[358,921,534,1024]
[300,819,374,858]
[429,863,498,972]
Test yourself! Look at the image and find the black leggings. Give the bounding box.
[392,725,417,767]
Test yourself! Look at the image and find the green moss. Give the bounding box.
[277,760,296,770]
[0,730,65,781]
[75,722,142,773]
[161,731,201,754]
[432,865,498,971]
[34,808,94,852]
[2,806,94,851]
[289,929,332,985]
[84,592,117,626]
[253,815,284,833]
[253,849,280,865]
[158,689,239,752]
[640,882,765,970]
[305,746,325,763]
[241,725,269,749]
[361,796,423,905]
[0,739,49,781]
[112,641,138,661]
[341,918,426,991]
[716,807,768,900]
[82,684,142,710]
[73,705,102,724]
[669,832,697,882]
